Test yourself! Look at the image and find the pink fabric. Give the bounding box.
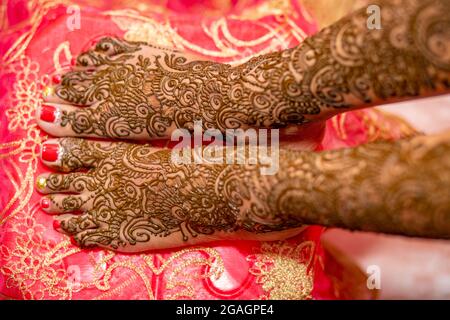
[0,0,413,300]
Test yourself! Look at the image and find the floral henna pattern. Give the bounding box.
[45,139,243,249]
[51,0,450,140]
[42,132,450,251]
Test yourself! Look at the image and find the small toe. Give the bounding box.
[39,138,114,172]
[55,212,99,236]
[42,69,101,105]
[36,172,95,194]
[93,37,144,56]
[37,103,101,138]
[40,194,93,214]
[74,51,109,68]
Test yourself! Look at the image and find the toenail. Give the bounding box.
[41,198,50,209]
[70,237,78,246]
[70,57,77,66]
[36,176,47,190]
[40,105,57,122]
[42,86,54,98]
[42,143,61,162]
[53,219,61,230]
[52,74,62,84]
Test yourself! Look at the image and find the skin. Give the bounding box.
[35,0,450,252]
[37,133,450,252]
[38,0,450,140]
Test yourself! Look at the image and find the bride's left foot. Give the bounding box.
[37,37,227,141]
[37,37,329,142]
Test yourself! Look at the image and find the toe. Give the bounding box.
[55,212,99,236]
[74,51,109,69]
[93,37,144,56]
[37,102,101,138]
[39,138,113,172]
[37,100,149,140]
[36,172,95,194]
[42,69,101,105]
[70,36,144,71]
[40,194,93,214]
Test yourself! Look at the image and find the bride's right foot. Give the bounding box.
[36,138,304,252]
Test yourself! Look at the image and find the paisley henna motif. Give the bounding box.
[43,132,450,250]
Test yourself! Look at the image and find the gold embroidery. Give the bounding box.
[331,109,419,143]
[2,0,65,66]
[1,205,77,299]
[248,241,315,300]
[107,8,307,64]
[53,41,73,74]
[364,109,420,141]
[1,55,47,226]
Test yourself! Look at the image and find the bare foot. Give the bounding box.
[36,37,335,141]
[36,138,303,253]
[37,37,207,140]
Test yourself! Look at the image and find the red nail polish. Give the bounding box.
[40,105,56,122]
[42,143,60,162]
[52,74,62,84]
[53,220,61,230]
[70,237,78,246]
[70,57,77,66]
[41,198,50,209]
